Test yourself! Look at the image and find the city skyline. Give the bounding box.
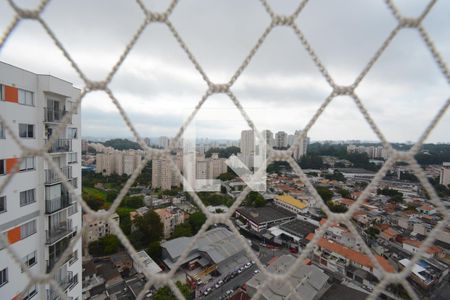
[0,1,449,142]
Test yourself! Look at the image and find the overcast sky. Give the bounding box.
[0,0,449,142]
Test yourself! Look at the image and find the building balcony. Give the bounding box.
[46,272,78,300]
[46,139,72,153]
[44,108,70,123]
[46,220,73,245]
[45,166,72,185]
[46,192,72,214]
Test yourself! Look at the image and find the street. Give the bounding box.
[200,264,258,300]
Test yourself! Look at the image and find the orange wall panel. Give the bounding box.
[6,158,18,174]
[4,85,18,103]
[7,226,21,245]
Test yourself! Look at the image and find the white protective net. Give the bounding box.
[0,0,449,300]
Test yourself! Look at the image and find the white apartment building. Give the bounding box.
[347,144,387,159]
[261,130,274,147]
[151,153,182,190]
[440,162,450,186]
[82,210,119,247]
[0,61,82,300]
[292,130,309,160]
[154,206,187,239]
[95,150,143,176]
[240,129,255,168]
[274,131,288,148]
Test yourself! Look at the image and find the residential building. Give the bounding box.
[439,162,450,186]
[239,129,255,168]
[154,206,188,239]
[261,129,274,147]
[306,234,394,281]
[158,136,170,149]
[292,130,309,160]
[0,61,81,300]
[83,209,120,246]
[151,153,182,190]
[275,131,288,148]
[95,149,143,176]
[399,259,440,290]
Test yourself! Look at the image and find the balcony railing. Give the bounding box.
[45,192,72,214]
[46,220,73,245]
[45,139,72,153]
[45,166,72,185]
[44,108,70,123]
[46,272,77,300]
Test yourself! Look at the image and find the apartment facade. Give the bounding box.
[440,162,450,186]
[0,62,82,300]
[83,210,119,247]
[154,206,188,239]
[95,150,142,176]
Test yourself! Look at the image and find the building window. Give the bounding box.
[69,250,78,265]
[0,159,5,175]
[0,121,5,139]
[68,152,77,164]
[20,220,37,239]
[0,84,3,101]
[20,189,36,207]
[19,156,35,171]
[22,284,37,300]
[68,203,78,216]
[68,128,78,139]
[0,268,7,287]
[18,89,33,106]
[22,251,37,271]
[0,196,6,213]
[19,123,34,138]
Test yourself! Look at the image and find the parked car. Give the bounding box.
[244,262,251,268]
[226,289,233,296]
[254,269,260,274]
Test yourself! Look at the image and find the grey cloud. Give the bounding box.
[0,0,448,142]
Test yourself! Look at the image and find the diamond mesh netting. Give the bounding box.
[0,0,449,300]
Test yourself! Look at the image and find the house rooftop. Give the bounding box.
[306,233,394,273]
[275,194,307,209]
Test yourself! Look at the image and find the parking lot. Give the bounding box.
[197,261,258,300]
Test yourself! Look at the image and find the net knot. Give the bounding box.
[272,15,294,26]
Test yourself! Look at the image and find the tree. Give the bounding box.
[85,196,104,211]
[205,146,240,158]
[154,282,192,300]
[147,241,162,260]
[88,234,120,256]
[267,161,292,173]
[135,210,163,243]
[103,138,141,150]
[316,186,333,202]
[116,208,132,235]
[365,227,380,237]
[326,201,348,213]
[325,170,346,182]
[121,196,144,208]
[337,188,351,199]
[244,191,266,207]
[172,222,193,239]
[299,154,323,169]
[377,188,404,203]
[189,212,206,234]
[106,190,118,202]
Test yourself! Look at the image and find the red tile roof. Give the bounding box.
[306,233,395,273]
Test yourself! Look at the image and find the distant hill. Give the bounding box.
[102,138,141,150]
